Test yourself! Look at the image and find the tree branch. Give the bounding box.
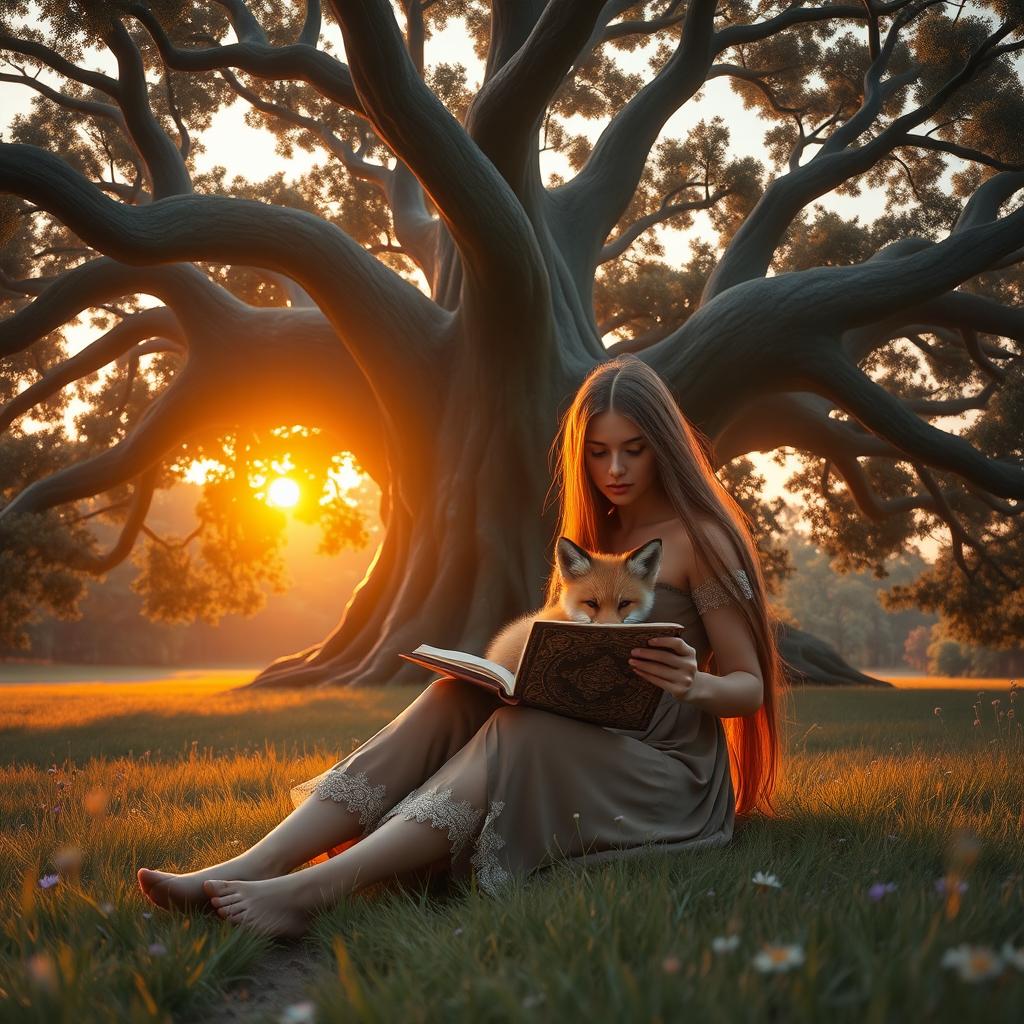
[327,0,553,348]
[467,0,607,195]
[69,464,160,574]
[701,16,1022,302]
[0,307,183,432]
[799,353,1024,499]
[129,4,365,114]
[0,257,246,358]
[100,20,192,198]
[599,186,729,263]
[551,0,718,273]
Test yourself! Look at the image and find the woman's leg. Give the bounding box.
[138,677,502,912]
[203,727,490,937]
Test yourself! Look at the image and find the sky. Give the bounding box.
[0,6,995,562]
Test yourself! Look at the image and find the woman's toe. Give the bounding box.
[203,879,233,898]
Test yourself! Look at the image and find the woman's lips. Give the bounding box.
[608,484,631,492]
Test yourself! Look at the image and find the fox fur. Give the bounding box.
[483,536,664,673]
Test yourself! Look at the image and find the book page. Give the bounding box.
[409,645,516,694]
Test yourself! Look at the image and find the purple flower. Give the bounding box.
[868,882,898,901]
[38,874,59,889]
[935,877,969,896]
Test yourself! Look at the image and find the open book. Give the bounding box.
[399,619,688,731]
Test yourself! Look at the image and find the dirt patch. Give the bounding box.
[182,941,330,1024]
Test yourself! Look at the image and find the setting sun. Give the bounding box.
[266,477,301,509]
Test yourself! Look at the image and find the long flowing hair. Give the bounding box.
[541,354,792,821]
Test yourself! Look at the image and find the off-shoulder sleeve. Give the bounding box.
[690,568,754,616]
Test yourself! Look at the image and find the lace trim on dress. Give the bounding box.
[691,568,754,615]
[375,785,484,862]
[297,768,389,835]
[470,800,510,897]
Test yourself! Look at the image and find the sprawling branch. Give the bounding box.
[70,464,160,574]
[702,16,1023,301]
[0,146,450,422]
[599,186,729,263]
[799,354,1024,499]
[129,4,365,114]
[327,0,553,350]
[0,34,119,95]
[0,306,183,432]
[298,0,322,47]
[101,20,192,198]
[217,68,437,276]
[467,0,606,195]
[790,192,1024,333]
[551,0,718,271]
[0,258,244,358]
[0,72,129,134]
[2,373,203,517]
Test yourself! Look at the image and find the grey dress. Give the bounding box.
[289,581,737,897]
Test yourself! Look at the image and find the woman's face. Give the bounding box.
[584,410,660,509]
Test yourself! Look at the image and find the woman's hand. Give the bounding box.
[628,635,698,703]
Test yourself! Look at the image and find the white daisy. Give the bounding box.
[751,871,783,889]
[279,1002,316,1024]
[1000,941,1024,971]
[752,943,804,972]
[940,944,1003,982]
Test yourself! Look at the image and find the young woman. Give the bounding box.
[138,354,789,937]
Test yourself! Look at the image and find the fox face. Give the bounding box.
[555,536,663,624]
[483,535,663,672]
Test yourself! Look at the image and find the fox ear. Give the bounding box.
[556,536,593,581]
[625,538,663,582]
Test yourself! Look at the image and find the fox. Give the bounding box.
[483,535,664,673]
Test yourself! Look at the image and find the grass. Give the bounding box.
[1,673,1021,1023]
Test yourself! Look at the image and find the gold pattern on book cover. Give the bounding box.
[515,621,684,730]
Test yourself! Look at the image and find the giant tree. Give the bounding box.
[1,0,1022,688]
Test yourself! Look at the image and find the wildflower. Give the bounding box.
[47,766,58,774]
[141,911,153,919]
[84,787,109,816]
[453,927,464,937]
[934,707,943,717]
[868,882,898,902]
[51,805,61,815]
[99,901,115,916]
[711,934,740,953]
[935,877,968,896]
[147,942,167,956]
[661,955,682,974]
[973,720,981,728]
[752,871,783,889]
[279,1003,316,1024]
[752,943,804,973]
[940,944,1003,982]
[572,812,580,821]
[53,845,83,875]
[612,815,624,823]
[705,889,716,896]
[38,874,59,889]
[25,952,58,992]
[1000,941,1024,971]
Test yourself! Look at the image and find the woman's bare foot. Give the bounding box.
[137,853,276,914]
[203,875,323,938]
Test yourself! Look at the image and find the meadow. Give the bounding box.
[0,671,1021,1023]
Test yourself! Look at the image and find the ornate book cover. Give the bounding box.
[399,619,688,731]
